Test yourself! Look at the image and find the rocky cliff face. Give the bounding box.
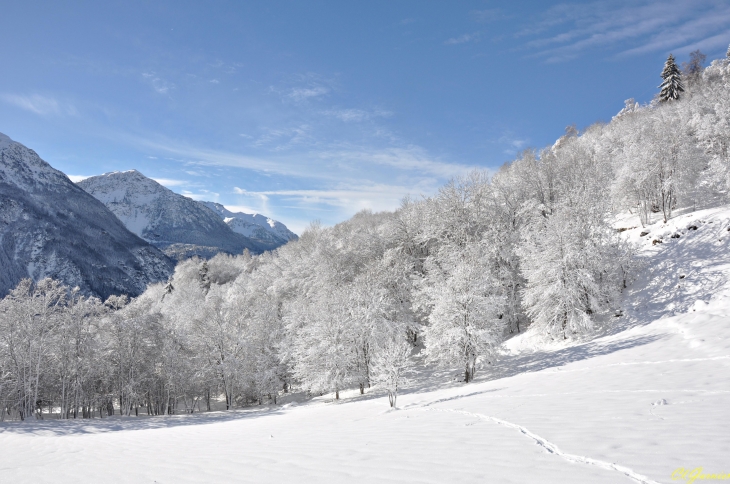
[0,133,174,299]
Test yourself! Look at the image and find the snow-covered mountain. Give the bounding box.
[198,201,297,247]
[78,170,276,260]
[0,132,173,298]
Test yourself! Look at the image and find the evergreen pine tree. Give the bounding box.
[659,54,684,102]
[727,43,730,59]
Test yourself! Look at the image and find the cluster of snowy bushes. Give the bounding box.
[2,54,730,420]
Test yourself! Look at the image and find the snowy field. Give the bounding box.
[2,208,730,483]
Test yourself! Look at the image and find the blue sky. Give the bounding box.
[1,1,729,234]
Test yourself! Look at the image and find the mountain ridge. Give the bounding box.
[78,170,293,260]
[0,132,174,298]
[199,200,297,247]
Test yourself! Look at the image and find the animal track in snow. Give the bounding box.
[416,407,661,484]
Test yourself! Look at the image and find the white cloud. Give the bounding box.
[181,189,219,201]
[498,134,529,155]
[222,204,261,215]
[229,181,439,235]
[288,86,329,102]
[249,125,313,150]
[152,178,188,187]
[315,146,482,179]
[445,33,480,45]
[142,72,174,94]
[127,133,484,185]
[321,108,393,122]
[519,0,730,63]
[234,186,269,202]
[126,135,311,178]
[237,184,424,214]
[1,94,75,116]
[269,72,336,104]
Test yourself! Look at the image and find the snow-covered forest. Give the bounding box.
[2,52,730,421]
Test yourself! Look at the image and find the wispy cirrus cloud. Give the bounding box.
[241,125,314,151]
[231,182,435,231]
[497,134,530,155]
[180,189,219,201]
[128,135,313,178]
[235,185,419,209]
[234,186,269,202]
[288,86,329,101]
[1,93,76,116]
[321,108,393,122]
[519,0,730,63]
[142,72,175,94]
[470,8,502,23]
[270,73,335,103]
[314,146,480,179]
[445,33,480,45]
[127,133,482,182]
[230,181,440,235]
[152,178,189,187]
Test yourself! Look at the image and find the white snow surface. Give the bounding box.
[2,207,730,483]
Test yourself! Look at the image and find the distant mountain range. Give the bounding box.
[0,132,174,299]
[78,170,293,260]
[0,132,297,298]
[200,201,297,247]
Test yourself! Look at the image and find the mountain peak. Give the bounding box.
[0,132,78,192]
[0,132,14,150]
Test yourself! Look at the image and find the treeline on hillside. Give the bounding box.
[2,53,730,420]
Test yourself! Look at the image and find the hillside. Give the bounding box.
[1,205,728,483]
[0,133,173,298]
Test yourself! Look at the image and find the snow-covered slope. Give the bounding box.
[199,201,297,247]
[0,132,173,298]
[78,171,266,260]
[1,206,728,483]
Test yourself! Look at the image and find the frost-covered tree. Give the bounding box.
[519,198,630,340]
[288,291,357,400]
[421,242,506,382]
[682,50,706,83]
[54,289,104,419]
[659,54,684,102]
[612,107,705,224]
[0,279,65,420]
[371,335,412,407]
[347,251,417,394]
